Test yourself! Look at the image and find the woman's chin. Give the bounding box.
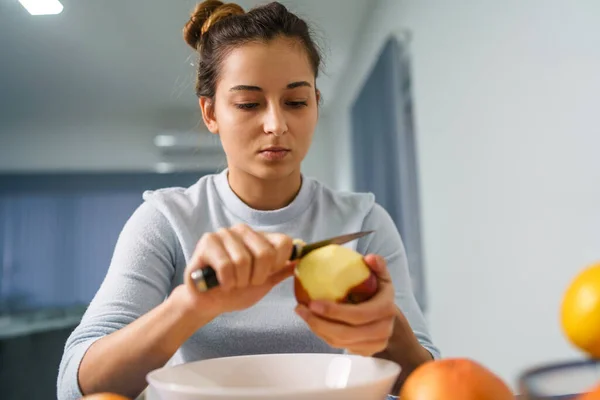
[250,161,299,180]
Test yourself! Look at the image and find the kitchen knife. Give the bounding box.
[191,230,374,292]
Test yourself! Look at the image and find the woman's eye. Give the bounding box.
[287,101,308,108]
[234,101,307,110]
[235,103,259,110]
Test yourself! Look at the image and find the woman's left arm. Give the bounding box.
[295,203,440,392]
[369,254,435,393]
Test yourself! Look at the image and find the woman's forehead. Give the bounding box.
[218,38,314,90]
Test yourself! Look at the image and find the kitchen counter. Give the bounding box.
[0,306,86,340]
[0,305,87,399]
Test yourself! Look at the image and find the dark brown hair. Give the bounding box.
[183,1,322,99]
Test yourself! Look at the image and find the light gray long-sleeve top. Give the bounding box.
[57,169,440,399]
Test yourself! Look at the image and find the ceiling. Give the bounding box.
[0,0,372,128]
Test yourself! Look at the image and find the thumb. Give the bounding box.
[363,254,392,282]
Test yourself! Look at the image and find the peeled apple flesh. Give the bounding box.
[293,244,378,305]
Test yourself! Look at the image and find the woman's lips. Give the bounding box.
[259,147,290,161]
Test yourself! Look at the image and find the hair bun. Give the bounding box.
[183,1,245,50]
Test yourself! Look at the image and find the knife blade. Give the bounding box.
[191,230,374,292]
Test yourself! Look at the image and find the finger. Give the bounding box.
[308,284,397,325]
[263,232,294,270]
[363,254,392,282]
[232,224,277,285]
[217,228,251,288]
[266,262,297,286]
[189,233,236,291]
[295,305,394,346]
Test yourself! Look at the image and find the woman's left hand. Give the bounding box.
[295,254,397,356]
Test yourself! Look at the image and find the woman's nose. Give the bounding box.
[263,104,288,137]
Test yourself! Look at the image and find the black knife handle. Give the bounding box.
[191,242,302,292]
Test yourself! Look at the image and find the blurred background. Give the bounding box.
[0,0,599,398]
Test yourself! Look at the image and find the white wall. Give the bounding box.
[0,114,335,187]
[302,115,336,188]
[329,0,600,389]
[0,116,227,173]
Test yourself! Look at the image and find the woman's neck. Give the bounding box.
[226,167,302,211]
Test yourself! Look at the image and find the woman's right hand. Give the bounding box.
[180,224,296,318]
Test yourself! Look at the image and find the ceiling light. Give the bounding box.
[19,0,63,16]
[155,163,175,174]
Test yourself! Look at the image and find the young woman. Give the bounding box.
[57,1,440,399]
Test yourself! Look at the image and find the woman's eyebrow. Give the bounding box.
[229,81,312,92]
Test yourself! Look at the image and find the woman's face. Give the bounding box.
[200,36,319,181]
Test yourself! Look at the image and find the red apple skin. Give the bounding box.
[345,272,378,304]
[294,271,379,306]
[294,276,312,306]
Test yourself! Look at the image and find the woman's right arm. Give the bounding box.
[77,285,216,399]
[57,202,184,400]
[58,203,295,400]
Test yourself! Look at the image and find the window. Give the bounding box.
[351,35,427,311]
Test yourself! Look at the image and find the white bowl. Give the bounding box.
[146,353,401,400]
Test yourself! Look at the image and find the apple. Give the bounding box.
[293,244,378,305]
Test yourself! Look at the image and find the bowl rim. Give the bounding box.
[517,358,600,398]
[146,353,402,397]
[519,358,600,380]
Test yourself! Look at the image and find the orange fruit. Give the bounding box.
[80,394,130,400]
[399,358,513,400]
[561,262,600,358]
[577,384,600,400]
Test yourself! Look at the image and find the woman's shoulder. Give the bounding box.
[140,172,218,219]
[307,178,398,233]
[117,173,220,248]
[308,177,378,219]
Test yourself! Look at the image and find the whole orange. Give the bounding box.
[80,393,130,400]
[561,262,600,358]
[577,384,600,400]
[399,358,513,400]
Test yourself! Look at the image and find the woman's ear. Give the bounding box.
[199,97,218,134]
[316,89,321,106]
